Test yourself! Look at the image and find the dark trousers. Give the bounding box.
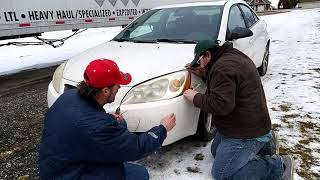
[124,163,149,180]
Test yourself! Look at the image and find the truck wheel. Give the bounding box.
[195,111,216,141]
[258,43,270,76]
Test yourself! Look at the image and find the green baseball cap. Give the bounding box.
[190,40,219,67]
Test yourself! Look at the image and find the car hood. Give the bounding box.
[63,41,196,86]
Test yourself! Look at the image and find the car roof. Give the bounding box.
[154,1,227,9]
[153,0,247,9]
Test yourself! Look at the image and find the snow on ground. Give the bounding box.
[260,8,320,179]
[269,0,280,8]
[0,8,319,180]
[0,27,122,75]
[139,138,213,180]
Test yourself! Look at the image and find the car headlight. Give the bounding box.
[52,61,67,93]
[122,70,191,105]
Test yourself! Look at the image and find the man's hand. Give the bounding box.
[112,113,124,123]
[185,63,206,77]
[183,89,198,103]
[160,113,176,132]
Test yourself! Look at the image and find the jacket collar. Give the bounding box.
[78,92,106,112]
[205,41,233,70]
[90,99,106,112]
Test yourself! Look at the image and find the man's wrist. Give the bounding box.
[159,124,167,133]
[193,93,203,108]
[159,124,167,139]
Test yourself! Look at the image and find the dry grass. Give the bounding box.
[283,114,300,119]
[271,107,278,111]
[279,104,291,112]
[274,102,320,179]
[256,10,289,16]
[280,144,320,179]
[272,124,282,131]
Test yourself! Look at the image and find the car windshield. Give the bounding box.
[113,6,223,43]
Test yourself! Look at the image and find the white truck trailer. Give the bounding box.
[0,0,203,40]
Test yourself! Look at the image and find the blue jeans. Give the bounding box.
[211,132,284,180]
[124,163,149,180]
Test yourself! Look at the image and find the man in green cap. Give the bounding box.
[184,40,294,180]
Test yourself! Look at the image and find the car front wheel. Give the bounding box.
[195,111,216,141]
[258,43,270,76]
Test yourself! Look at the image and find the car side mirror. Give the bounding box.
[228,27,253,41]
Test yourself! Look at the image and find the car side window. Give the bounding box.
[228,5,246,32]
[239,4,258,28]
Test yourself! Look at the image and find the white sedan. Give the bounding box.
[47,0,270,145]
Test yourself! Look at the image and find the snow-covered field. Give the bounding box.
[262,9,320,179]
[0,8,319,180]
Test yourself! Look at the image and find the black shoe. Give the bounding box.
[271,131,280,154]
[282,155,294,180]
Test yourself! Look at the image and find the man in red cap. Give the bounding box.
[39,59,176,180]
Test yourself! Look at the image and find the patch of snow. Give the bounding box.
[269,0,280,8]
[0,27,122,75]
[139,139,213,180]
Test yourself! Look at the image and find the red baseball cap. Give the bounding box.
[84,59,132,88]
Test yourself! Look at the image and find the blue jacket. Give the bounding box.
[39,89,167,180]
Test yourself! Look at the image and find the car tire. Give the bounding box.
[258,43,270,76]
[195,111,217,141]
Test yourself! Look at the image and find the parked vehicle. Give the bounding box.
[0,0,198,40]
[47,0,270,145]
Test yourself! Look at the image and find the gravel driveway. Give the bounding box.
[0,79,49,179]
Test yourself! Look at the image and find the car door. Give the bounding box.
[239,4,265,67]
[227,4,254,60]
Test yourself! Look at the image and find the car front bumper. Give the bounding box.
[47,82,59,107]
[113,95,200,145]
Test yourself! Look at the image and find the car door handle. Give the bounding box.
[249,38,254,44]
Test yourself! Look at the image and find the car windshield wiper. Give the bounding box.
[155,39,198,44]
[132,39,158,43]
[113,38,132,42]
[113,38,158,43]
